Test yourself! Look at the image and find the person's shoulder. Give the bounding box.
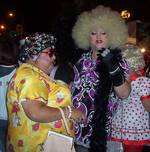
[134,76,150,87]
[56,79,68,86]
[139,76,150,82]
[17,63,32,75]
[16,63,40,82]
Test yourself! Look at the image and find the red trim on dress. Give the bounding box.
[112,138,150,145]
[140,95,150,101]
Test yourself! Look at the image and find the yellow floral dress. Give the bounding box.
[7,63,74,152]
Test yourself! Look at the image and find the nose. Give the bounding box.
[97,33,102,39]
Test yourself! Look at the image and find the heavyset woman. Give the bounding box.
[6,32,85,152]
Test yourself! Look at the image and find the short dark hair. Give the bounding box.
[0,34,19,65]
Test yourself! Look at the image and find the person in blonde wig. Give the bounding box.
[71,5,131,152]
[72,5,128,50]
[110,43,150,152]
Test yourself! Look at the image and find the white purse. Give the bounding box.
[43,107,76,152]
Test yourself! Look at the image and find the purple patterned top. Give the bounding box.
[72,51,99,147]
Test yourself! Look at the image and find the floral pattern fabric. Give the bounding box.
[72,51,99,147]
[7,63,73,152]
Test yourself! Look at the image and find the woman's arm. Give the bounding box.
[21,100,85,123]
[22,100,62,122]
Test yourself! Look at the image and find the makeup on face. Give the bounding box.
[90,28,108,50]
[41,48,55,58]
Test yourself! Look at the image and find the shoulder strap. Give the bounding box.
[58,107,71,135]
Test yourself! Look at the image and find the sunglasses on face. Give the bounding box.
[41,49,55,57]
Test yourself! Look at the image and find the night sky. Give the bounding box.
[1,0,150,63]
[1,0,150,33]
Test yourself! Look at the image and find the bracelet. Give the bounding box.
[109,67,120,75]
[61,107,68,118]
[67,106,72,119]
[64,107,68,118]
[58,107,70,135]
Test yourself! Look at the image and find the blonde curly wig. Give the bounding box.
[72,5,128,50]
[121,44,145,71]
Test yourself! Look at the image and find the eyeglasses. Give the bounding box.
[41,49,55,57]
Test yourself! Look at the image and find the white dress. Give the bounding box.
[111,76,150,145]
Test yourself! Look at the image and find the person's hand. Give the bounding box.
[98,48,125,87]
[70,107,86,123]
[98,48,119,73]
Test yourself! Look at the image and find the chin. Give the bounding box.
[96,45,105,50]
[95,47,103,51]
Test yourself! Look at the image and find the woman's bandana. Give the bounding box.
[19,32,56,62]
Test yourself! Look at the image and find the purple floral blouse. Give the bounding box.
[72,51,99,148]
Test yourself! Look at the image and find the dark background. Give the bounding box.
[1,0,150,64]
[1,0,150,33]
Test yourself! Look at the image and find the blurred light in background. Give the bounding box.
[8,11,15,18]
[121,10,131,19]
[140,48,146,53]
[0,24,6,31]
